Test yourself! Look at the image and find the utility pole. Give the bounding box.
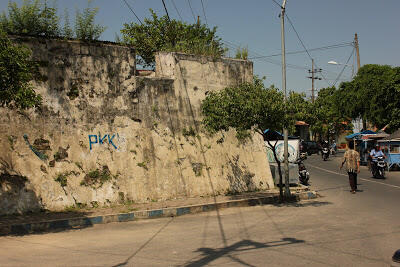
[307,59,322,103]
[354,33,361,72]
[354,33,366,130]
[280,0,290,198]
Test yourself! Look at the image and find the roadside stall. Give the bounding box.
[345,130,376,165]
[377,129,400,171]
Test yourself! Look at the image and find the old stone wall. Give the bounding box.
[0,37,273,215]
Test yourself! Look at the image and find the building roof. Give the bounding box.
[295,121,309,126]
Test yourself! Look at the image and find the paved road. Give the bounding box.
[1,154,399,266]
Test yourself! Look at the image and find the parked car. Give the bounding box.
[301,141,320,155]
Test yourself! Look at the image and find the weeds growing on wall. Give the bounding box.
[54,171,70,187]
[80,165,117,189]
[0,0,105,41]
[182,126,196,138]
[121,9,227,68]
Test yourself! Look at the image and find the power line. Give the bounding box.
[161,0,171,22]
[284,13,332,87]
[187,0,196,23]
[333,47,355,86]
[122,0,142,25]
[271,0,282,8]
[222,39,309,71]
[200,0,208,25]
[249,42,353,59]
[171,0,183,20]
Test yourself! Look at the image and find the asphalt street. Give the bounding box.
[1,153,399,266]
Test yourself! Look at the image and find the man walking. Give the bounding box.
[340,142,360,194]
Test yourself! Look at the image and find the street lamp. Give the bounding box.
[328,60,354,78]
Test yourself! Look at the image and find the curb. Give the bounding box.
[0,191,318,236]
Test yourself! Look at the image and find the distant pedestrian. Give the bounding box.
[340,141,360,194]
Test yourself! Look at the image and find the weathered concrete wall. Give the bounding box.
[0,38,273,215]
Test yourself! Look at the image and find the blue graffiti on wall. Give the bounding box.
[23,134,48,160]
[89,133,122,150]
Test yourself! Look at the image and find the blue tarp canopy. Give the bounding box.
[345,130,376,140]
[263,129,298,140]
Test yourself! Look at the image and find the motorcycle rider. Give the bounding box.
[321,140,329,159]
[370,145,385,175]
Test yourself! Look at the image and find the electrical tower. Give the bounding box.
[307,59,322,103]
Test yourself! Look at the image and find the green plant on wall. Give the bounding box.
[121,9,227,68]
[0,31,42,109]
[137,161,148,170]
[0,0,106,41]
[182,126,196,138]
[74,0,106,41]
[235,46,248,60]
[54,171,70,187]
[0,0,61,37]
[80,165,117,189]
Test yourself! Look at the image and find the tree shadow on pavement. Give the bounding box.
[271,200,333,208]
[184,238,305,267]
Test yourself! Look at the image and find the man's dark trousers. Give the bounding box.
[348,172,358,191]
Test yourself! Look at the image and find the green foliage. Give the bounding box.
[62,8,73,38]
[80,166,116,188]
[336,64,400,132]
[54,171,70,187]
[74,0,106,41]
[0,31,42,109]
[235,46,248,60]
[137,161,148,170]
[310,86,351,139]
[0,0,61,37]
[121,9,227,68]
[182,126,196,137]
[0,0,105,41]
[201,76,286,136]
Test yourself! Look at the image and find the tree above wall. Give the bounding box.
[0,31,41,109]
[120,9,227,68]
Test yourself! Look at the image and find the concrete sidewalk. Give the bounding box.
[0,186,318,236]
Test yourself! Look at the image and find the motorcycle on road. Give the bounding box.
[296,159,310,186]
[372,156,386,179]
[322,147,329,161]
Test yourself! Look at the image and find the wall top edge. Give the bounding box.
[8,34,134,49]
[155,51,253,64]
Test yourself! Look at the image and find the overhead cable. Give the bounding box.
[187,0,197,23]
[200,0,208,25]
[171,0,183,20]
[122,0,142,25]
[249,42,353,59]
[333,47,355,86]
[284,13,332,87]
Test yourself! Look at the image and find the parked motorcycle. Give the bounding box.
[322,147,329,161]
[296,159,310,185]
[372,156,386,179]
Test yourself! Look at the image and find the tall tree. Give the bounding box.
[337,64,400,132]
[201,76,291,198]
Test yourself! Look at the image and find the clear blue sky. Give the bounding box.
[1,0,399,97]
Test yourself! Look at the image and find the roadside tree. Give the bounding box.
[337,64,400,132]
[201,76,291,198]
